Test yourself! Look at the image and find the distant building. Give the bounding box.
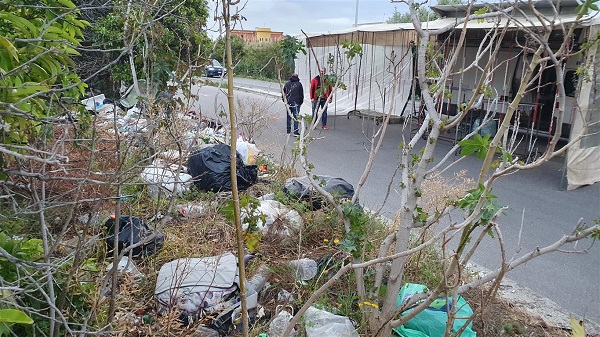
[231,27,284,43]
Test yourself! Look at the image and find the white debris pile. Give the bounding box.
[140,160,192,199]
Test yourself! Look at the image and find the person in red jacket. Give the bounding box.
[310,67,333,130]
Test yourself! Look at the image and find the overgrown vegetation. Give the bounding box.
[386,0,463,24]
[89,0,210,92]
[225,35,302,81]
[1,0,599,336]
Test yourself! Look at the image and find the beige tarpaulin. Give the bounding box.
[567,23,600,190]
[296,30,416,117]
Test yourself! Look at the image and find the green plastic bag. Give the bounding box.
[392,283,476,337]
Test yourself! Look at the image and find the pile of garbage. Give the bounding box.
[101,215,358,335]
[152,250,360,335]
[79,81,156,136]
[80,85,477,336]
[96,172,477,337]
[79,82,265,198]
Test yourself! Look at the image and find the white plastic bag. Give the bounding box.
[304,306,358,337]
[289,258,318,281]
[140,165,192,199]
[177,202,207,218]
[247,143,259,165]
[235,137,260,165]
[241,200,302,234]
[106,256,143,278]
[269,309,296,337]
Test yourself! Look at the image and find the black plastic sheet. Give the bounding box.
[105,215,164,256]
[284,175,355,210]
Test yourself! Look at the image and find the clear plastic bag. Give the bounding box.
[269,307,296,337]
[304,306,358,337]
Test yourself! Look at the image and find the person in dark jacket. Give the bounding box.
[283,73,304,135]
[309,67,332,130]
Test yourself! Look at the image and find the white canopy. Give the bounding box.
[295,5,599,189]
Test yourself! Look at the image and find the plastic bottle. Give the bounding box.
[178,203,205,218]
[247,266,269,293]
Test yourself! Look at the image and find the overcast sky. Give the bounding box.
[207,0,409,37]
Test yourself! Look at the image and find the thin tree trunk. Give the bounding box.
[222,0,249,335]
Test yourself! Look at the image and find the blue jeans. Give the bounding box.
[286,104,300,134]
[312,99,328,127]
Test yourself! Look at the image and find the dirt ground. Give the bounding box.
[465,287,572,337]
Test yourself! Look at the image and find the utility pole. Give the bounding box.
[354,0,359,26]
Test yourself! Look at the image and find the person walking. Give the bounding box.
[283,73,304,136]
[310,67,333,130]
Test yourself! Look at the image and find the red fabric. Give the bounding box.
[310,75,332,100]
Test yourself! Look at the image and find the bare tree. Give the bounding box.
[281,0,600,336]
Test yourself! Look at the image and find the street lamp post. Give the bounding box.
[354,0,359,26]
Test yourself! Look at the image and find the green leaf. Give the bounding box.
[500,148,511,163]
[0,51,11,75]
[457,184,501,226]
[459,133,492,160]
[57,0,77,9]
[338,239,358,255]
[0,13,39,38]
[570,317,585,337]
[63,46,80,56]
[82,258,100,272]
[29,63,50,82]
[38,56,61,80]
[11,83,50,99]
[0,36,18,62]
[221,200,235,222]
[244,232,261,252]
[0,309,34,325]
[45,26,78,44]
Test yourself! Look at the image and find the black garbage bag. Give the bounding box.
[188,144,258,192]
[105,215,164,256]
[284,175,355,210]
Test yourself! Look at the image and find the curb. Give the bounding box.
[468,264,600,335]
[234,85,280,98]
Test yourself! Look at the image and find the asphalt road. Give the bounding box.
[187,78,600,330]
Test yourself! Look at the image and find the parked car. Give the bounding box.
[205,60,226,77]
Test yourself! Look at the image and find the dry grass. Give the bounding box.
[104,170,576,337]
[104,192,353,336]
[420,170,475,214]
[466,286,571,337]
